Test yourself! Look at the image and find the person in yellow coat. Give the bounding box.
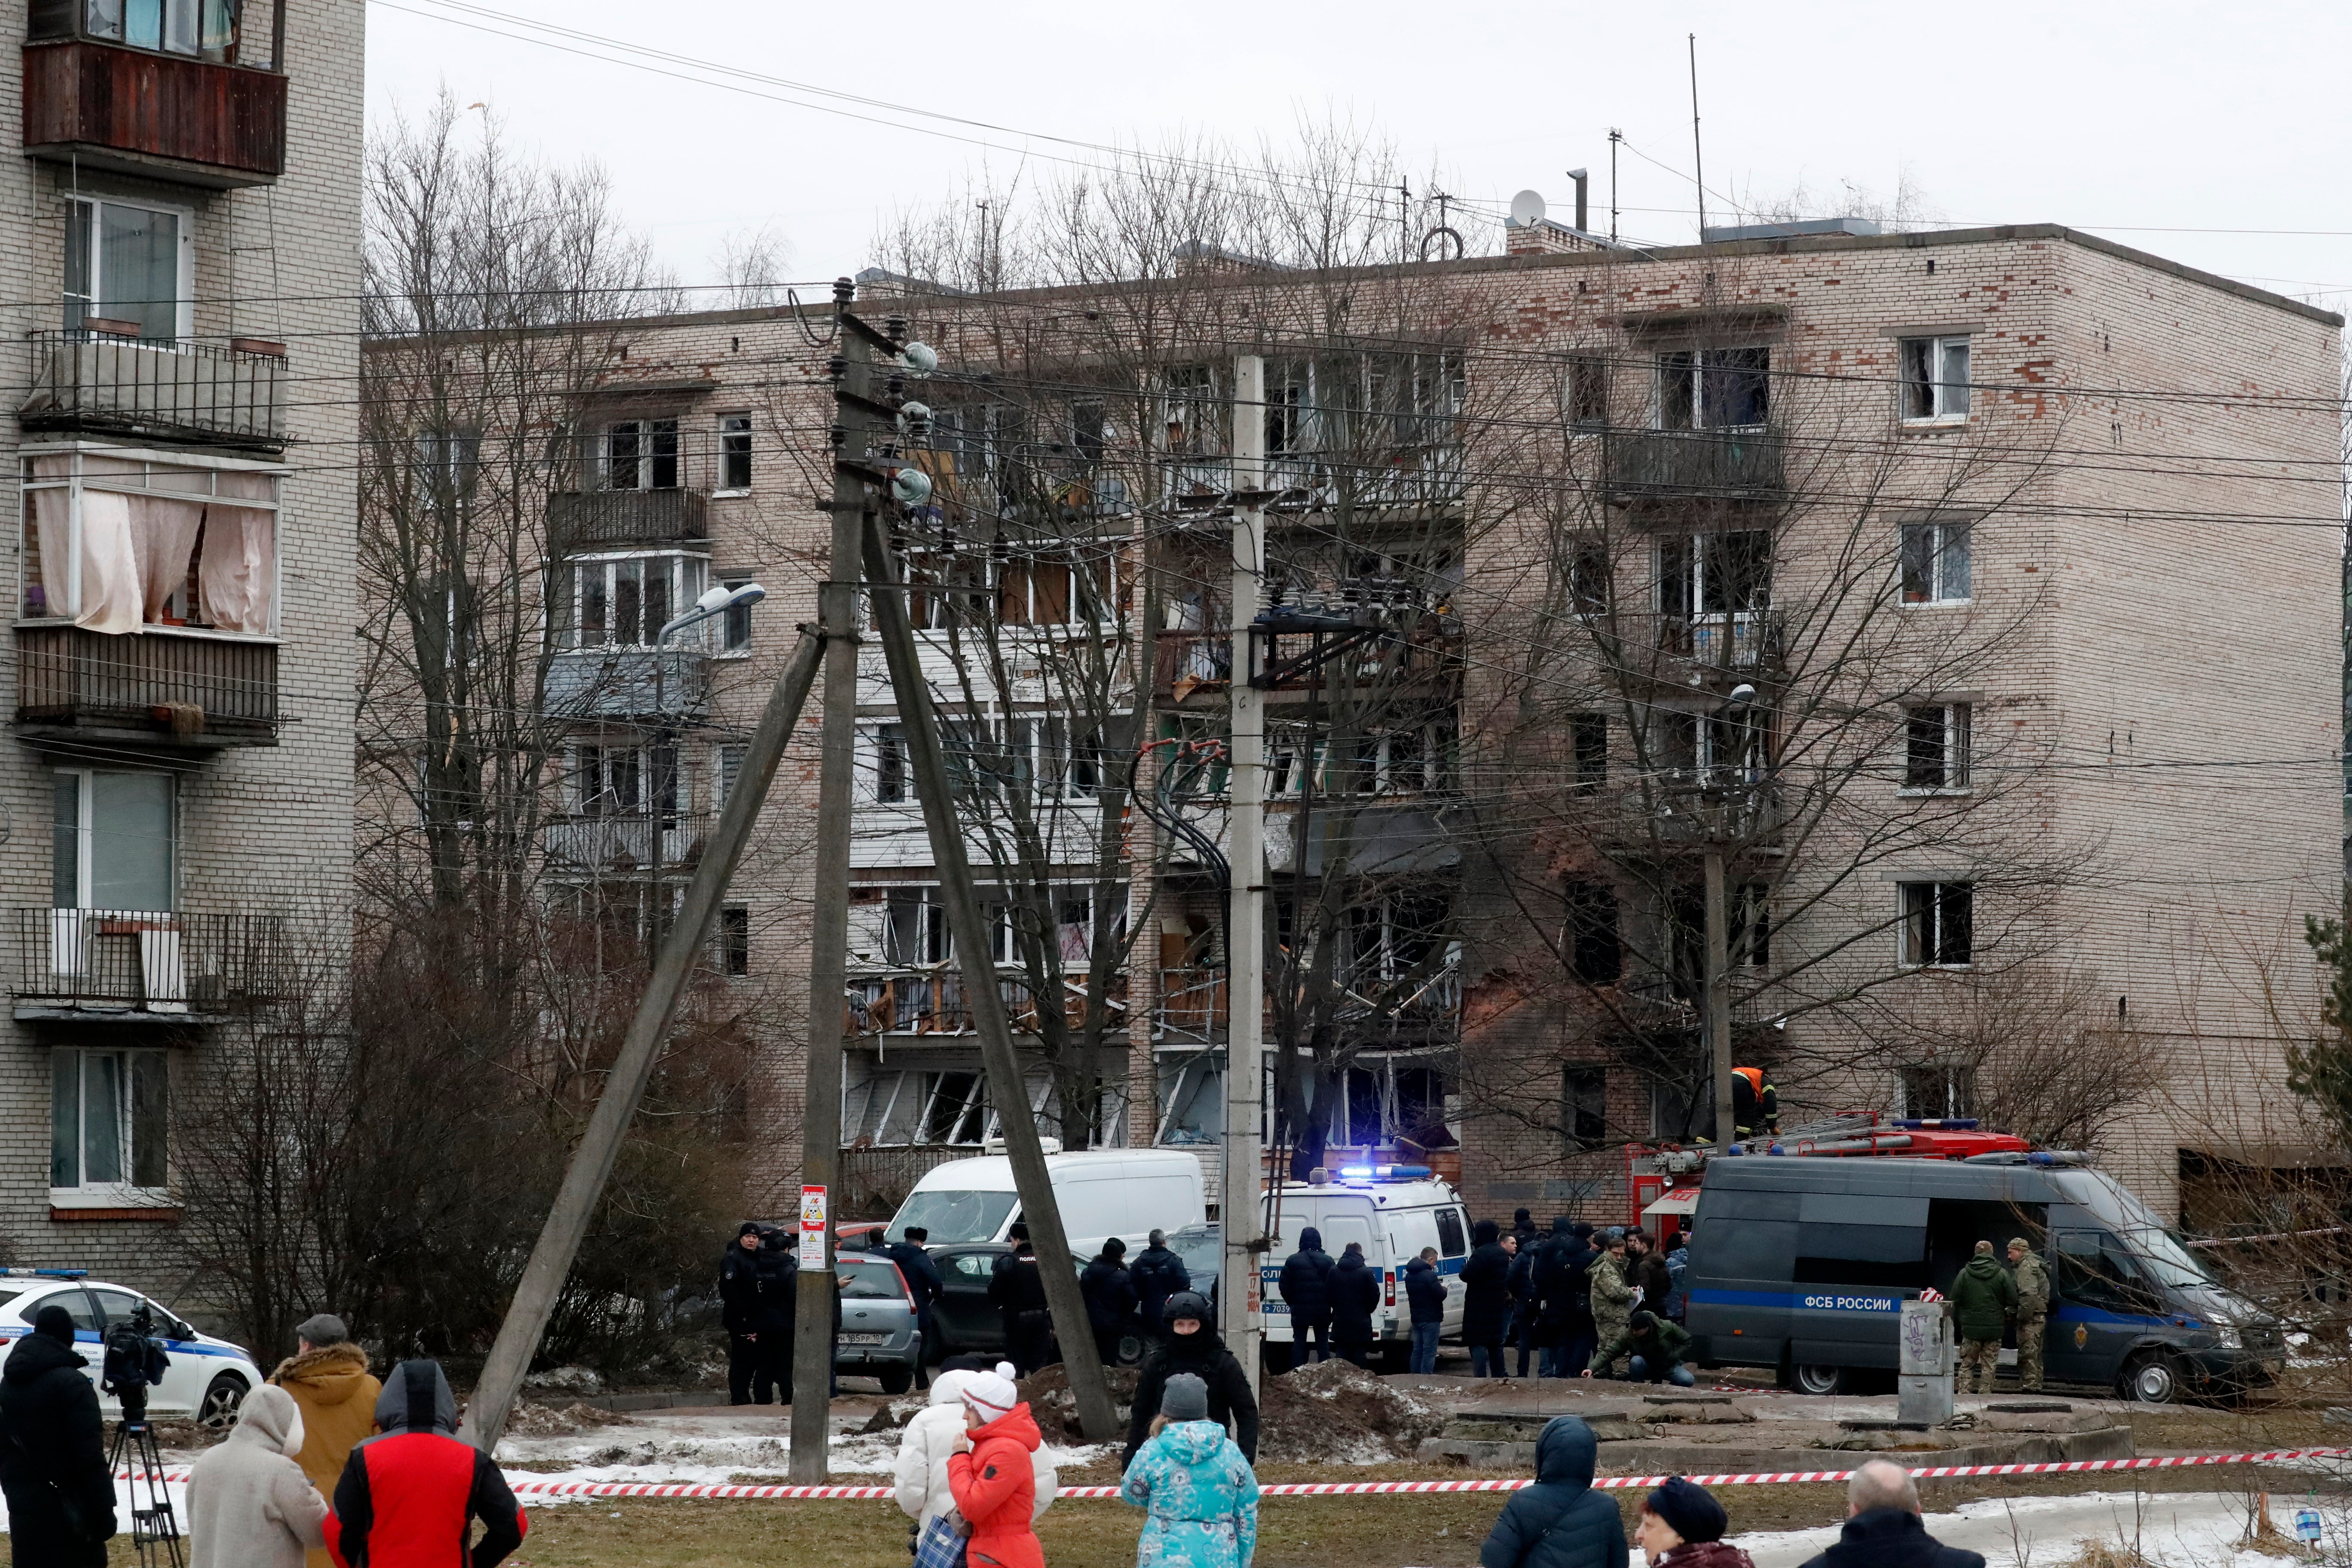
[266,1314,380,1568]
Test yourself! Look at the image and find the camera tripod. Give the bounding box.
[107,1404,183,1568]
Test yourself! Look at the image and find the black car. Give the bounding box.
[925,1241,1152,1366]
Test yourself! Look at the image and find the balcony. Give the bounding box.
[13,908,291,1022]
[1606,428,1785,505]
[22,38,286,188]
[1659,612,1782,671]
[16,624,277,747]
[21,332,289,452]
[1155,958,1461,1041]
[845,969,1124,1038]
[544,815,704,873]
[543,647,709,723]
[546,489,711,550]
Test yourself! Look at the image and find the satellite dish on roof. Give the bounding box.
[1508,189,1547,229]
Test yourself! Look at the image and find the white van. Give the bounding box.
[884,1147,1207,1259]
[1259,1166,1472,1360]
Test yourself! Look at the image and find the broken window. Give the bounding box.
[601,419,680,491]
[1570,713,1607,791]
[1900,336,1972,422]
[1899,518,1972,604]
[1568,355,1609,430]
[1564,884,1621,983]
[1657,346,1769,431]
[1562,1066,1609,1151]
[1659,531,1771,617]
[1899,881,1974,968]
[1904,704,1972,790]
[718,413,753,490]
[1568,539,1611,615]
[1900,1063,1976,1120]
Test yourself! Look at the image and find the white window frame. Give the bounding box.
[1654,346,1770,431]
[52,767,177,912]
[50,1046,171,1208]
[1900,703,1973,794]
[564,550,709,649]
[64,194,196,342]
[1899,518,1972,606]
[1900,335,1972,424]
[1898,880,1974,969]
[571,739,683,824]
[597,418,681,492]
[715,414,753,496]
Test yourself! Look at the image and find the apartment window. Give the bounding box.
[718,414,753,491]
[1564,883,1621,983]
[1163,366,1220,455]
[54,771,174,912]
[885,890,951,966]
[719,574,754,653]
[1660,531,1771,618]
[919,1072,988,1145]
[718,906,750,976]
[73,0,249,60]
[1900,1063,1975,1120]
[1568,539,1611,616]
[1265,369,1306,455]
[64,196,193,342]
[714,744,745,812]
[1657,346,1769,431]
[568,553,708,647]
[1904,704,1972,791]
[52,1048,168,1197]
[602,419,680,491]
[1732,881,1771,968]
[870,725,908,803]
[1351,717,1453,795]
[574,742,677,824]
[1567,355,1609,430]
[21,456,280,633]
[1899,519,1972,604]
[1899,881,1974,968]
[1562,1066,1608,1152]
[1571,714,1607,791]
[1900,336,1972,423]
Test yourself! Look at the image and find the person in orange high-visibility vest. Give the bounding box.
[1730,1068,1778,1137]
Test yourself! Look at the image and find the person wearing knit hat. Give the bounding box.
[270,1312,381,1568]
[1637,1476,1751,1568]
[1121,1372,1259,1568]
[948,1362,1047,1568]
[1,1302,116,1565]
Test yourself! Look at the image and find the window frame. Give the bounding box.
[564,550,710,649]
[1899,518,1973,606]
[1898,880,1975,969]
[1901,703,1974,794]
[1562,1065,1608,1152]
[50,1046,170,1207]
[716,413,753,494]
[1655,346,1770,432]
[598,418,682,492]
[1899,335,1972,425]
[19,444,286,634]
[63,193,196,342]
[52,767,177,912]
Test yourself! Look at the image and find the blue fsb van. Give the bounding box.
[1684,1156,2284,1402]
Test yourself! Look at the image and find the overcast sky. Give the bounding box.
[366,0,2352,315]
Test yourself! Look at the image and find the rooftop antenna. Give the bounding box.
[1608,129,1622,242]
[1688,34,1707,242]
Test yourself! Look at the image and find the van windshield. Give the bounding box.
[2118,1226,2217,1290]
[891,1190,1020,1246]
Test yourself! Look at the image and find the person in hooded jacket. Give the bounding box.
[1328,1242,1381,1366]
[1124,1292,1259,1470]
[326,1359,526,1568]
[1477,1415,1626,1568]
[948,1366,1047,1568]
[0,1303,116,1567]
[1403,1248,1448,1374]
[1121,1372,1260,1568]
[1534,1220,1598,1377]
[269,1313,381,1568]
[892,1360,1057,1541]
[754,1227,799,1404]
[1634,1477,1753,1568]
[1511,1208,1540,1252]
[1507,1229,1542,1376]
[1459,1219,1514,1378]
[1277,1227,1336,1371]
[1081,1238,1142,1365]
[1130,1230,1192,1340]
[989,1237,1055,1376]
[718,1221,766,1404]
[1795,1460,1986,1568]
[1948,1240,2017,1394]
[188,1383,329,1568]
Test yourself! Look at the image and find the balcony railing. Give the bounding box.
[544,815,704,872]
[1156,959,1461,1038]
[13,908,291,1017]
[15,624,278,744]
[845,969,1125,1037]
[546,489,711,549]
[1605,428,1785,502]
[1659,612,1781,670]
[1159,443,1466,509]
[1152,631,1231,698]
[20,332,288,450]
[543,647,709,722]
[22,38,287,187]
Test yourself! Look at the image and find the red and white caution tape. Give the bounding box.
[481,1447,2352,1502]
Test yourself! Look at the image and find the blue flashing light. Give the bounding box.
[0,1268,87,1279]
[1338,1165,1375,1178]
[1765,1144,1786,1155]
[1334,1163,1434,1183]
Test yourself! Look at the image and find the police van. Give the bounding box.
[1258,1165,1472,1366]
[1684,1154,2284,1402]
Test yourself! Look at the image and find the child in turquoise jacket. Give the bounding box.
[1118,1372,1259,1568]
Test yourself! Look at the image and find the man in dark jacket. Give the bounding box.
[1625,1231,1673,1318]
[1329,1242,1382,1367]
[1511,1208,1540,1251]
[719,1221,766,1405]
[1122,1291,1259,1468]
[1277,1226,1336,1370]
[1080,1238,1141,1365]
[885,1226,945,1390]
[1534,1219,1597,1377]
[1477,1414,1624,1568]
[754,1227,799,1404]
[1949,1240,2018,1393]
[1508,1230,1542,1376]
[1585,1311,1696,1386]
[1130,1228,1191,1340]
[1403,1247,1448,1374]
[988,1236,1055,1375]
[1796,1459,1987,1568]
[1459,1219,1514,1378]
[328,1359,527,1568]
[0,1304,115,1566]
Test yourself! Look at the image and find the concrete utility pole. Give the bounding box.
[1221,355,1268,1395]
[462,624,828,1454]
[789,278,872,1482]
[1705,843,1735,1150]
[856,508,1120,1442]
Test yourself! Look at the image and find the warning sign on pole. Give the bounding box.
[798,1185,827,1270]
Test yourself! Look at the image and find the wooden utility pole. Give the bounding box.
[788,277,871,1482]
[1221,355,1268,1396]
[461,624,828,1454]
[856,510,1119,1442]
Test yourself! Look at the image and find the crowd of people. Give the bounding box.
[0,1308,526,1568]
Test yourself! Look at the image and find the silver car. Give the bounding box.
[835,1256,921,1395]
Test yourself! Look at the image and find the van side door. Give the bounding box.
[2048,1230,2167,1385]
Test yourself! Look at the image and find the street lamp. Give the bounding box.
[657,580,767,646]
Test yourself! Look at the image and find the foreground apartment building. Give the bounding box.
[1,0,360,1273]
[374,212,2340,1228]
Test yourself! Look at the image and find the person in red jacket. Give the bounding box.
[326,1359,526,1568]
[947,1366,1045,1568]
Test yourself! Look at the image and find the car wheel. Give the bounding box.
[2121,1351,2181,1404]
[879,1364,913,1396]
[1115,1330,1149,1367]
[198,1372,248,1430]
[1789,1363,1847,1396]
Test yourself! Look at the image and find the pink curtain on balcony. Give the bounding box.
[129,495,206,625]
[198,472,276,634]
[26,460,275,634]
[28,473,143,634]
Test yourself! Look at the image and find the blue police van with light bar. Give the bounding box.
[1684,1154,2283,1403]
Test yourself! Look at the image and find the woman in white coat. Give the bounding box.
[186,1383,330,1568]
[893,1361,1058,1532]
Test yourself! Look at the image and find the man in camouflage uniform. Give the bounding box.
[2009,1237,2050,1392]
[1587,1234,1638,1377]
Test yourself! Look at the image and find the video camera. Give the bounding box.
[100,1304,172,1428]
